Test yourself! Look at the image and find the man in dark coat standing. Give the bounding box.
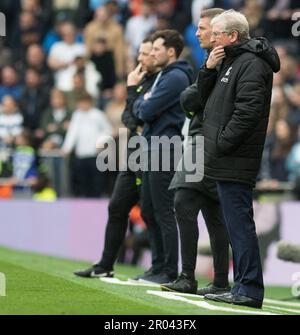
[161,8,230,296]
[202,10,280,308]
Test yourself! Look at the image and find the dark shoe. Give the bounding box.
[129,268,157,282]
[161,273,197,294]
[74,263,114,278]
[232,295,263,309]
[139,273,175,285]
[197,283,231,296]
[204,292,234,304]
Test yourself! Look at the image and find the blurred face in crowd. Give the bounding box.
[150,38,175,68]
[23,0,40,11]
[141,3,154,17]
[76,98,93,111]
[113,83,127,103]
[156,0,174,17]
[19,11,36,30]
[1,67,18,86]
[95,6,110,24]
[2,96,18,115]
[137,41,156,73]
[210,22,238,48]
[73,74,85,90]
[244,0,262,14]
[196,17,213,49]
[74,56,87,71]
[60,23,76,44]
[25,69,41,88]
[51,90,66,109]
[27,44,45,66]
[15,132,31,147]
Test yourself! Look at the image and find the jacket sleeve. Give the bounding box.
[217,59,269,154]
[121,85,143,131]
[180,68,218,119]
[132,71,189,123]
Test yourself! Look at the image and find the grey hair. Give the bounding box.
[211,9,250,42]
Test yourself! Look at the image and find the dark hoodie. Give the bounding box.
[203,37,280,186]
[132,60,193,147]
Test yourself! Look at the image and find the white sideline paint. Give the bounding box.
[99,277,300,314]
[100,277,160,288]
[170,292,300,314]
[264,298,300,308]
[263,304,300,314]
[147,290,278,315]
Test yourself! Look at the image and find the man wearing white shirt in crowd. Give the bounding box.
[48,22,86,92]
[125,0,157,59]
[62,92,112,197]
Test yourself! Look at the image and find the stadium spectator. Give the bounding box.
[24,44,54,89]
[18,10,43,60]
[154,0,191,34]
[65,72,92,112]
[9,130,38,188]
[84,5,126,78]
[105,82,127,139]
[90,37,117,106]
[48,22,86,92]
[270,119,294,181]
[68,55,101,99]
[242,0,267,37]
[19,68,49,133]
[61,92,112,197]
[32,173,57,201]
[125,0,157,59]
[0,66,23,103]
[39,89,71,151]
[22,0,52,38]
[42,14,84,55]
[0,95,24,148]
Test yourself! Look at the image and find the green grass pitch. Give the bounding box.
[0,246,299,315]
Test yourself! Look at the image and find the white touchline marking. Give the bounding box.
[100,277,160,287]
[263,304,300,314]
[153,292,300,314]
[147,290,278,315]
[264,298,300,308]
[98,278,298,314]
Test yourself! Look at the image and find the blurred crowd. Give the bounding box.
[0,0,300,199]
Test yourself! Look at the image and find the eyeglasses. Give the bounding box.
[211,31,230,38]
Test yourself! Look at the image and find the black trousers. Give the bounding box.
[72,156,107,198]
[216,181,264,301]
[174,185,229,287]
[99,169,139,270]
[141,169,178,278]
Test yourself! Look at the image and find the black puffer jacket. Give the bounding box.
[203,37,280,186]
[180,66,220,137]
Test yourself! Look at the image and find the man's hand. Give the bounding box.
[206,46,226,69]
[127,63,147,86]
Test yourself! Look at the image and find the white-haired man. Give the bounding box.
[202,10,280,308]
